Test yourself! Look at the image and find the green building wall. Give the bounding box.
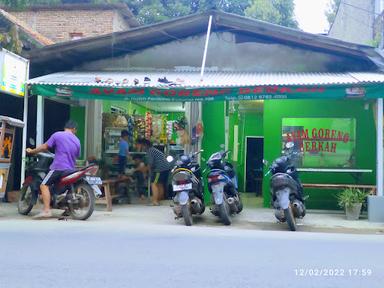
[263,99,376,209]
[70,106,85,159]
[202,99,377,210]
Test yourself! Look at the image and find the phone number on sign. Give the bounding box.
[294,268,373,277]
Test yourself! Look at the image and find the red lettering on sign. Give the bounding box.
[343,134,350,143]
[325,129,330,140]
[204,90,219,96]
[280,87,292,93]
[164,90,177,96]
[312,128,317,139]
[296,87,309,93]
[128,89,144,95]
[103,88,114,95]
[337,131,343,141]
[116,89,126,95]
[331,130,336,139]
[178,90,190,96]
[253,87,263,93]
[239,88,251,94]
[192,90,202,96]
[266,86,279,93]
[311,142,317,151]
[305,142,311,151]
[331,142,337,153]
[91,88,101,94]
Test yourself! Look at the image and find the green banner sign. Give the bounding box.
[30,83,384,101]
[282,118,356,168]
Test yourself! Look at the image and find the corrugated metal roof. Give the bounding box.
[27,71,384,88]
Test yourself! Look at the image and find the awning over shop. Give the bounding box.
[27,71,384,101]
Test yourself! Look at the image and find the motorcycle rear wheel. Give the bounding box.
[18,185,35,215]
[236,195,243,214]
[218,203,231,226]
[284,206,297,231]
[181,204,192,226]
[68,183,95,220]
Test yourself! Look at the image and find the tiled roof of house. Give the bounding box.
[0,9,54,46]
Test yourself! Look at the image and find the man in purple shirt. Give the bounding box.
[26,120,81,219]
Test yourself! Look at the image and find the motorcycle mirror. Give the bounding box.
[166,155,174,163]
[285,141,294,149]
[220,144,225,149]
[28,138,35,146]
[263,159,268,166]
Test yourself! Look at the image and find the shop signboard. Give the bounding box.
[30,84,384,102]
[282,118,356,168]
[0,49,29,97]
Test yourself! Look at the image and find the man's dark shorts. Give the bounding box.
[151,170,169,184]
[41,170,69,186]
[118,155,127,175]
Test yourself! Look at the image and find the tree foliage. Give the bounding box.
[123,0,250,25]
[0,0,299,29]
[325,0,341,26]
[245,0,298,28]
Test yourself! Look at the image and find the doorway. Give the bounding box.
[245,136,264,195]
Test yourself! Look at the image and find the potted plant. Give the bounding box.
[336,187,369,220]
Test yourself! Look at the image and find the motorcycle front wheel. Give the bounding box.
[284,206,297,231]
[18,184,35,215]
[68,183,95,220]
[181,204,192,226]
[218,203,231,226]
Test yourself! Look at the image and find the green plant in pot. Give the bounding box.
[336,188,369,220]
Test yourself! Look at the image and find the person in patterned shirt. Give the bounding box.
[136,138,171,206]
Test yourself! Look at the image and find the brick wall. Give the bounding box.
[10,9,131,43]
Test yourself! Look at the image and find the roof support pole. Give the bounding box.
[20,62,30,188]
[377,98,383,197]
[36,95,44,146]
[200,15,213,81]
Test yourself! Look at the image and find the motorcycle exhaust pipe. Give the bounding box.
[292,199,306,218]
[227,197,238,213]
[191,198,202,213]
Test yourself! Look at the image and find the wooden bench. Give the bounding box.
[302,183,377,195]
[97,177,132,211]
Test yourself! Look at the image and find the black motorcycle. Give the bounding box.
[207,149,243,225]
[265,142,306,231]
[170,151,205,226]
[18,151,102,220]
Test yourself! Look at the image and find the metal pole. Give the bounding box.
[20,61,30,188]
[377,98,383,196]
[200,15,213,81]
[36,95,44,146]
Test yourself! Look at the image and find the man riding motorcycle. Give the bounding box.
[26,120,80,219]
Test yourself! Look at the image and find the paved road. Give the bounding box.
[0,211,383,288]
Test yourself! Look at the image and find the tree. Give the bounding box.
[245,0,298,28]
[123,0,250,25]
[325,0,341,26]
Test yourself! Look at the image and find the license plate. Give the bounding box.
[212,183,225,193]
[85,176,102,185]
[173,183,192,191]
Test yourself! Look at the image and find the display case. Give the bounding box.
[104,127,125,154]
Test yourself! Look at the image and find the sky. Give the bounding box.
[294,0,330,34]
